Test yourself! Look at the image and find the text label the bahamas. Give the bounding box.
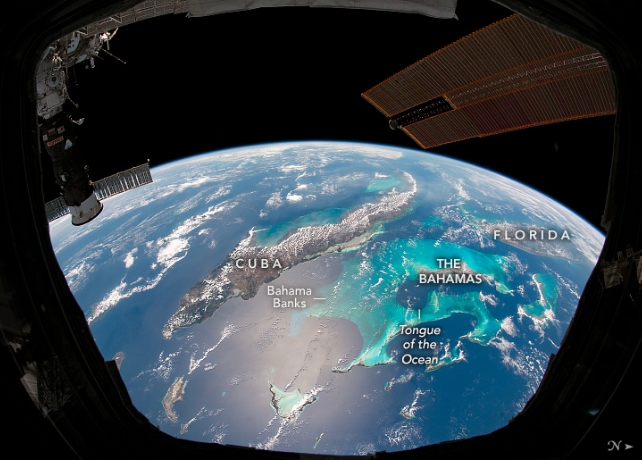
[419,273,483,284]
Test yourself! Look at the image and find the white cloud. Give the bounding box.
[279,164,306,173]
[501,316,518,337]
[266,191,283,209]
[124,247,138,269]
[206,185,232,203]
[286,192,303,203]
[188,324,241,374]
[88,201,235,324]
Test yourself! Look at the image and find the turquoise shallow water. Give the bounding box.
[366,175,402,193]
[419,216,443,228]
[304,238,506,371]
[269,383,308,421]
[522,273,558,319]
[255,207,347,247]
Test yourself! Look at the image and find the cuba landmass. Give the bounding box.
[161,172,416,339]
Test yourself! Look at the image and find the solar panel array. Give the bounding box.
[92,162,153,201]
[45,162,153,223]
[45,196,70,223]
[362,14,615,149]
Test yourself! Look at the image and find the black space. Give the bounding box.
[43,0,614,231]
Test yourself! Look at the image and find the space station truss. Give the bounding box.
[45,162,153,223]
[362,14,616,149]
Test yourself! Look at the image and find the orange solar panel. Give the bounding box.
[362,14,615,149]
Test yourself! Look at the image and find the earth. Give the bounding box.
[49,141,604,455]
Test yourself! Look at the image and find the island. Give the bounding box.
[269,382,320,423]
[162,172,416,339]
[111,351,125,371]
[162,376,187,423]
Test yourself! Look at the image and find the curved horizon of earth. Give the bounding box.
[49,141,604,455]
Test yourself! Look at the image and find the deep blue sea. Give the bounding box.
[49,142,603,454]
